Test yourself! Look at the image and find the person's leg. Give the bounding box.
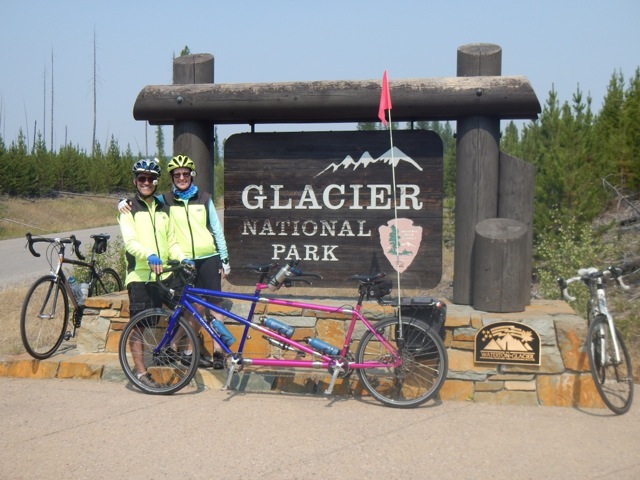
[194,256,228,368]
[127,282,162,377]
[195,256,224,319]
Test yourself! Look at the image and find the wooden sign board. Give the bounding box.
[224,130,443,288]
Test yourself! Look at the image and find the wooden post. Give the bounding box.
[452,43,502,305]
[499,152,536,307]
[173,54,215,194]
[473,218,528,312]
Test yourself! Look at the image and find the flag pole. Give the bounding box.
[378,70,402,317]
[386,109,402,311]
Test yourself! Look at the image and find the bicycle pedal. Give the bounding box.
[64,332,72,341]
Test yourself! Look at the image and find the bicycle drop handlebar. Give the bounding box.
[557,265,630,302]
[25,232,86,260]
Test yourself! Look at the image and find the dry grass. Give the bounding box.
[0,194,121,355]
[0,282,32,355]
[0,194,119,240]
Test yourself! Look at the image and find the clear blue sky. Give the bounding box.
[1,0,639,155]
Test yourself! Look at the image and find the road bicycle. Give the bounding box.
[558,265,634,414]
[118,260,448,408]
[20,232,124,359]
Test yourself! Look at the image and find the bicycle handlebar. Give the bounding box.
[557,265,630,302]
[243,260,323,287]
[25,232,85,260]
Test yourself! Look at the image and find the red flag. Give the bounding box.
[378,70,392,125]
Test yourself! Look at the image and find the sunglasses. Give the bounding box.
[172,172,192,179]
[136,175,156,184]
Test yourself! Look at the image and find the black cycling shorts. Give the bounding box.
[127,281,164,320]
[194,256,223,304]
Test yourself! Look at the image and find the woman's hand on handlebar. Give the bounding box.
[147,254,163,274]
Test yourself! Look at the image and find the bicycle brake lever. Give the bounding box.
[71,235,86,261]
[608,266,631,291]
[25,233,40,257]
[557,277,575,302]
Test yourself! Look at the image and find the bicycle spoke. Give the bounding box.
[587,316,634,414]
[356,318,447,408]
[118,308,200,395]
[91,268,123,296]
[20,276,69,359]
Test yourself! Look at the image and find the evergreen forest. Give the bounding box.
[1,68,639,310]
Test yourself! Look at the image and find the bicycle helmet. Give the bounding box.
[167,154,196,174]
[132,159,161,177]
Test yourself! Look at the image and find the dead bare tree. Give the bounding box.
[43,63,46,150]
[92,29,97,156]
[51,49,54,152]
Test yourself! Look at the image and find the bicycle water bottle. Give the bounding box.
[268,264,291,291]
[68,276,84,305]
[261,317,294,338]
[211,319,236,346]
[79,282,90,303]
[305,337,339,356]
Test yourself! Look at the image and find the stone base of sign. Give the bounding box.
[0,292,607,410]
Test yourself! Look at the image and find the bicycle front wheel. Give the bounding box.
[118,308,200,395]
[587,315,634,414]
[20,275,70,359]
[356,317,448,408]
[90,267,123,296]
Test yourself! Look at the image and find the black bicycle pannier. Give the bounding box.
[399,296,446,340]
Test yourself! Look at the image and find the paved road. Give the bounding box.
[0,225,122,289]
[1,377,639,480]
[2,209,224,289]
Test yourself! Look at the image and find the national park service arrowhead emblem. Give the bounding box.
[378,218,422,273]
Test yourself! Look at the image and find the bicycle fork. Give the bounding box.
[596,289,623,367]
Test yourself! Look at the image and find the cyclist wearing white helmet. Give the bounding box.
[118,159,191,388]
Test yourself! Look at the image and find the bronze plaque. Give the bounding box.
[474,321,541,365]
[224,130,443,288]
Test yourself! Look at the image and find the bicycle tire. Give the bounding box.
[90,267,123,296]
[586,299,596,325]
[587,315,634,414]
[20,275,70,359]
[118,308,200,395]
[355,317,448,408]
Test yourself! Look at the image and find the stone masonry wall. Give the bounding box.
[70,292,606,409]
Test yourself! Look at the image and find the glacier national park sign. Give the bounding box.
[224,130,443,289]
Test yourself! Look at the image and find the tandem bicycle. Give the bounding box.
[118,260,448,408]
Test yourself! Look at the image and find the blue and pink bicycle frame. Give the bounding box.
[158,279,402,393]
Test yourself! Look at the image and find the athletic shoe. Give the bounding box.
[212,351,225,370]
[181,353,213,368]
[138,372,161,388]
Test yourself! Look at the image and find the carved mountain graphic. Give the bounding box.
[484,334,530,351]
[314,147,423,177]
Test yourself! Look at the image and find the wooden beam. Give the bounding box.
[133,76,540,125]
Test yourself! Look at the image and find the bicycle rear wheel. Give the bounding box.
[587,315,634,414]
[90,267,123,296]
[118,308,200,395]
[356,317,448,408]
[20,275,70,359]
